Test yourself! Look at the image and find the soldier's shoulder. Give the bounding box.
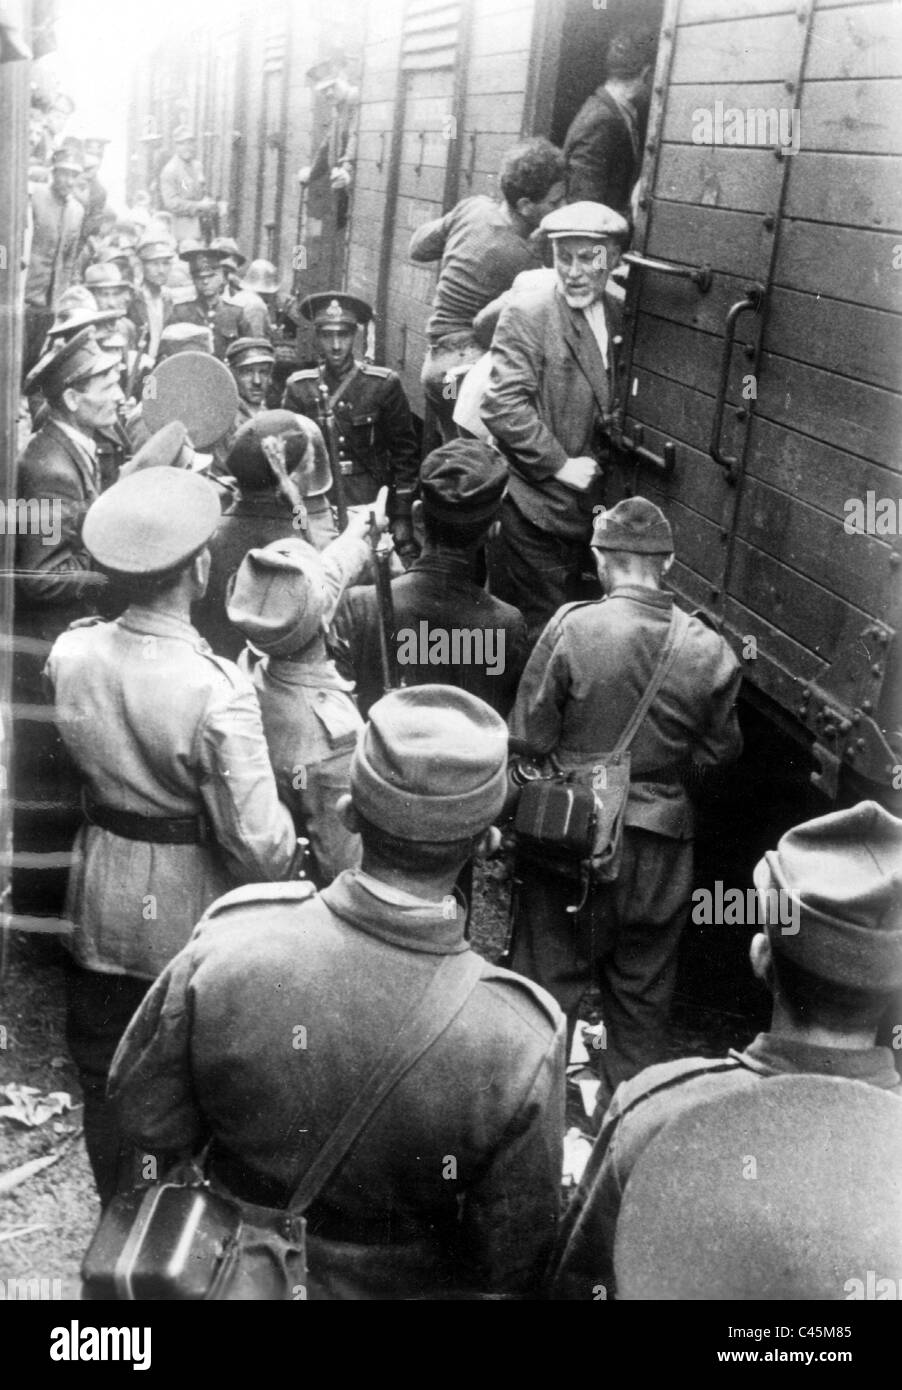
[615,1055,746,1122]
[198,880,318,926]
[478,958,563,1039]
[360,363,396,382]
[192,644,255,695]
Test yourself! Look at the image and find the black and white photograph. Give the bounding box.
[0,0,899,1336]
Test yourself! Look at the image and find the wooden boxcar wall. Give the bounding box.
[614,0,901,803]
[346,0,539,415]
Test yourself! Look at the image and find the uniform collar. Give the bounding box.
[735,1032,902,1091]
[605,584,673,609]
[262,654,355,692]
[407,550,482,582]
[117,606,208,647]
[321,868,469,955]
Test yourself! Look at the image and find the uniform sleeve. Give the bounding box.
[197,682,297,881]
[408,208,452,263]
[508,617,571,753]
[481,299,569,479]
[380,376,420,518]
[109,946,208,1157]
[459,1013,566,1296]
[14,460,103,607]
[319,530,370,622]
[547,1092,628,1300]
[693,645,743,769]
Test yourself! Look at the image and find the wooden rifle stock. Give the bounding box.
[315,366,348,531]
[369,509,399,694]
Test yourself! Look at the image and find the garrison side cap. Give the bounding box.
[82,467,221,576]
[143,351,239,449]
[300,291,372,328]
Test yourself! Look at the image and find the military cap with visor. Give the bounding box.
[179,241,228,274]
[82,468,221,578]
[25,326,121,397]
[300,291,372,328]
[225,337,276,370]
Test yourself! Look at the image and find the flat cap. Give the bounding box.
[157,322,213,358]
[83,468,221,577]
[225,337,275,369]
[136,232,176,260]
[51,144,84,173]
[300,291,371,328]
[119,421,191,478]
[420,440,507,526]
[614,1075,902,1300]
[83,261,127,291]
[350,686,509,842]
[754,800,902,990]
[25,326,121,397]
[592,497,673,553]
[225,409,331,496]
[227,539,328,656]
[541,200,629,241]
[240,259,280,295]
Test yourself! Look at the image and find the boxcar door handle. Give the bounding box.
[709,286,763,481]
[621,251,712,293]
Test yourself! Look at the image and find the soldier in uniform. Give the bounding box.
[297,59,358,230]
[335,439,529,719]
[45,468,298,1204]
[283,292,420,561]
[508,498,742,1098]
[213,237,271,338]
[110,685,565,1299]
[549,800,902,1300]
[158,126,219,244]
[23,144,86,377]
[172,242,256,360]
[11,329,124,916]
[225,337,276,422]
[227,540,364,885]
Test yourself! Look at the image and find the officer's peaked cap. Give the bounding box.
[25,326,121,397]
[83,468,220,577]
[300,292,372,328]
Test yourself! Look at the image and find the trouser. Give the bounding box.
[66,963,151,1207]
[489,497,598,643]
[509,829,694,1118]
[420,333,485,443]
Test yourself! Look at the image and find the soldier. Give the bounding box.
[507,498,742,1101]
[109,685,565,1299]
[225,337,276,422]
[23,144,86,377]
[45,468,298,1204]
[213,237,271,338]
[335,439,529,719]
[130,230,176,361]
[549,801,902,1300]
[158,126,219,244]
[283,292,420,561]
[191,410,366,660]
[297,58,358,230]
[11,329,124,915]
[482,201,629,641]
[227,540,364,885]
[172,242,255,360]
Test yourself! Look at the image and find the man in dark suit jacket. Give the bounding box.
[481,201,628,640]
[563,30,655,218]
[12,329,124,915]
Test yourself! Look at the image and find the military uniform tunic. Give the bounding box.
[283,361,419,520]
[171,295,255,361]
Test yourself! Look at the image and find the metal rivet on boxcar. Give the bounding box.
[735,408,747,421]
[862,701,873,714]
[890,552,900,566]
[871,665,882,678]
[839,719,852,735]
[857,739,866,752]
[762,215,775,230]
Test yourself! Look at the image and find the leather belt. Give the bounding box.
[84,798,211,845]
[629,763,686,785]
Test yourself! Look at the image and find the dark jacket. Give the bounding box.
[334,550,530,718]
[563,87,640,217]
[109,868,566,1299]
[171,295,254,360]
[283,362,419,519]
[482,269,621,540]
[549,1033,902,1300]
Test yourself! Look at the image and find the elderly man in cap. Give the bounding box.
[335,439,529,719]
[227,540,364,886]
[130,230,176,361]
[109,684,565,1299]
[192,410,373,659]
[24,144,87,376]
[158,127,219,243]
[226,337,276,421]
[45,468,298,1204]
[482,201,629,640]
[508,496,742,1100]
[172,242,255,360]
[11,329,125,917]
[550,800,902,1300]
[284,292,420,561]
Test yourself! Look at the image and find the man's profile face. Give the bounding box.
[554,235,618,309]
[317,324,356,374]
[233,360,273,408]
[69,366,124,431]
[142,255,173,289]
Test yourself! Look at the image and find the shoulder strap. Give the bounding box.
[288,949,484,1212]
[611,606,690,759]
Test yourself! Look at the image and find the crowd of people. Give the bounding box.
[9,33,901,1301]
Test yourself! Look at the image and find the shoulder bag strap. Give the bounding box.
[288,948,484,1213]
[611,605,690,759]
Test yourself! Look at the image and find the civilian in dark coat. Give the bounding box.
[562,29,655,218]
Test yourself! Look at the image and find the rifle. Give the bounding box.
[369,507,399,695]
[315,364,348,531]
